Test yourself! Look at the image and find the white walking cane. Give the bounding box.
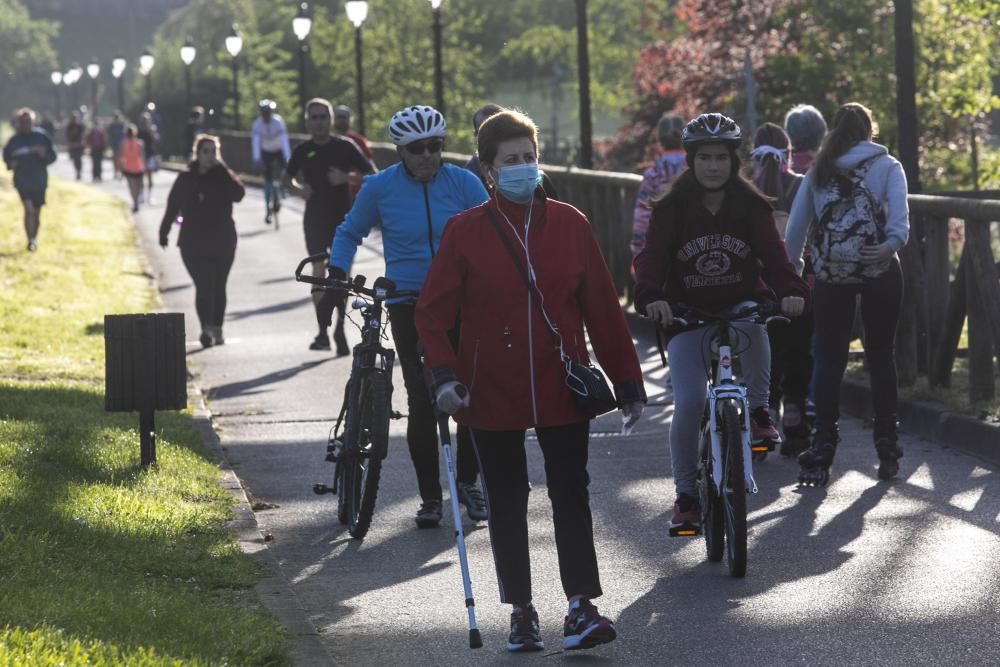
[436,388,483,649]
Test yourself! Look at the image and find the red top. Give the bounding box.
[633,184,809,315]
[415,194,646,430]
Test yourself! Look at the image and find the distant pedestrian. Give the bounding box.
[106,111,126,179]
[333,104,373,200]
[785,102,909,484]
[185,106,205,160]
[86,123,107,182]
[158,135,245,348]
[3,107,57,252]
[463,102,504,188]
[630,112,687,259]
[137,111,160,204]
[65,111,85,180]
[784,104,827,174]
[118,124,146,212]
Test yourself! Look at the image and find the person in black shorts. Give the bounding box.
[283,97,376,353]
[3,108,57,252]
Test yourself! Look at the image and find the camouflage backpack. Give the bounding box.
[809,156,891,284]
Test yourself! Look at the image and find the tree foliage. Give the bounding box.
[604,0,1000,190]
[0,0,59,114]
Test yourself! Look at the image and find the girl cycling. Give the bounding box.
[633,113,808,534]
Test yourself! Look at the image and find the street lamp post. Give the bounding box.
[180,38,197,113]
[50,71,62,117]
[574,0,593,168]
[139,49,155,105]
[112,55,126,112]
[292,2,313,130]
[345,1,368,136]
[68,63,82,114]
[225,25,244,129]
[87,60,100,121]
[429,0,444,115]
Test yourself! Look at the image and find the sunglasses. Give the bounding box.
[404,139,444,155]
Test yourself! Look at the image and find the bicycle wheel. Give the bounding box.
[719,400,747,577]
[697,423,724,562]
[335,459,349,525]
[343,370,389,539]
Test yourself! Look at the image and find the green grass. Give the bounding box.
[0,172,289,665]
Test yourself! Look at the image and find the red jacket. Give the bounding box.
[415,194,646,431]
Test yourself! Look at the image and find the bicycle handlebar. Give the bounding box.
[294,253,419,301]
[672,302,788,328]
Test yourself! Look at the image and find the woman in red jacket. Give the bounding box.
[633,113,808,535]
[416,110,645,654]
[159,135,245,348]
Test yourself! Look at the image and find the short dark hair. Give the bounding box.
[471,103,504,133]
[476,109,538,167]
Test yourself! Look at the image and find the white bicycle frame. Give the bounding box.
[706,341,758,495]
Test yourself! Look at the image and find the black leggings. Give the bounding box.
[769,310,814,408]
[180,245,236,330]
[471,421,602,605]
[812,259,903,435]
[387,303,477,502]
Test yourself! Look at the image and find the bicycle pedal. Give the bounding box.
[669,522,702,537]
[312,483,334,495]
[390,410,405,420]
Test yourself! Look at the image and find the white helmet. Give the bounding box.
[388,105,447,146]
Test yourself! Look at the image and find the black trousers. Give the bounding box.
[387,303,477,502]
[812,260,903,435]
[768,310,814,408]
[471,421,602,605]
[180,245,236,330]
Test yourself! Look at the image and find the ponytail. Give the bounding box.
[750,122,791,209]
[811,102,877,187]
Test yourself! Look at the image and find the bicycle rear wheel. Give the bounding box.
[335,459,349,525]
[343,370,390,539]
[698,423,724,562]
[720,400,747,577]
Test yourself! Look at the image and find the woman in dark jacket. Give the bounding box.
[415,110,645,654]
[159,135,245,348]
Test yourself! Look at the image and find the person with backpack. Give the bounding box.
[785,102,909,486]
[749,122,812,456]
[633,113,808,536]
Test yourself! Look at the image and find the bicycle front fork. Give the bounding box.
[708,391,758,494]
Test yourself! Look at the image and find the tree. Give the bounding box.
[0,0,59,114]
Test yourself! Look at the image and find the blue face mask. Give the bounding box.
[494,163,540,203]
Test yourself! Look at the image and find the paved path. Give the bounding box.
[54,157,1000,666]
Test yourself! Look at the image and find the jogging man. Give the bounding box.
[328,105,489,528]
[251,99,292,224]
[284,97,375,354]
[3,108,57,252]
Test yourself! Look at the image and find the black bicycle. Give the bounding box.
[672,303,787,577]
[295,253,417,539]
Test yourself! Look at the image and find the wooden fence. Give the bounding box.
[213,131,999,403]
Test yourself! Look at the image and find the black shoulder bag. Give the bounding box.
[482,204,619,418]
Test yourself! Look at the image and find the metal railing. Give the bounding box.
[211,130,998,404]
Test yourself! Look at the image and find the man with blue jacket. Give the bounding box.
[328,105,489,528]
[3,108,57,252]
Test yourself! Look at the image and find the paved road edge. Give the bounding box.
[189,386,334,666]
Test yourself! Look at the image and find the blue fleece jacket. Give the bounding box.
[329,161,489,292]
[785,141,909,273]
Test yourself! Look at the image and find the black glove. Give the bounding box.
[327,266,347,282]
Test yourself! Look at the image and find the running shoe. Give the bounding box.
[415,499,442,528]
[563,599,616,651]
[457,482,487,521]
[751,407,780,446]
[507,604,544,652]
[669,492,701,535]
[309,333,331,351]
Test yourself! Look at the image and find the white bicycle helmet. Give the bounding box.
[388,105,447,146]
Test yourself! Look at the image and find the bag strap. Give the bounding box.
[481,203,570,361]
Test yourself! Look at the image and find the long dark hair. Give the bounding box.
[812,103,877,187]
[751,123,793,210]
